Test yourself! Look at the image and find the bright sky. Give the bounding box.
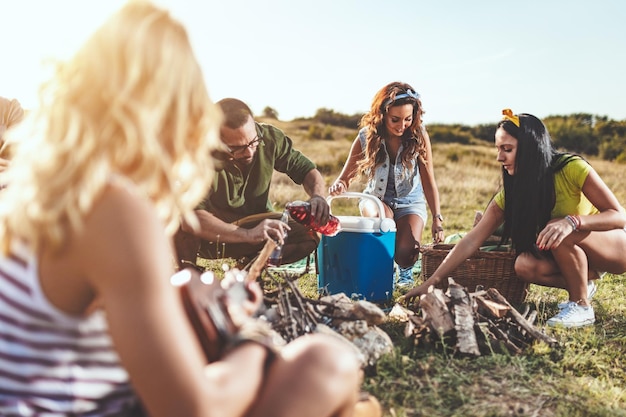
[2,0,625,125]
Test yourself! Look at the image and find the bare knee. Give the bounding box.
[395,240,420,266]
[284,334,361,393]
[251,334,360,417]
[173,227,200,268]
[514,255,536,282]
[359,200,380,218]
[282,230,319,264]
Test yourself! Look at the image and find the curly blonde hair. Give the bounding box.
[0,1,221,254]
[357,81,426,181]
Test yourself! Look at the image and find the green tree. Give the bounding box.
[262,106,279,119]
[428,124,474,144]
[312,108,362,128]
[596,119,626,161]
[545,114,598,155]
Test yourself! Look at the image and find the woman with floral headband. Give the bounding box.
[329,81,444,288]
[401,109,626,328]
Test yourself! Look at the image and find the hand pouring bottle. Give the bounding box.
[285,200,341,236]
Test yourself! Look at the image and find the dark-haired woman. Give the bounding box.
[401,109,626,328]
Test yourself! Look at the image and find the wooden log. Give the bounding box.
[407,281,556,355]
[449,282,480,356]
[475,295,510,318]
[418,291,455,337]
[406,315,429,338]
[526,310,538,326]
[432,286,451,306]
[484,317,522,354]
[486,288,557,345]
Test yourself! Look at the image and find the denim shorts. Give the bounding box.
[359,197,427,224]
[390,201,427,223]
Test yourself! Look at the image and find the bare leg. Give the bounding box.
[172,227,201,270]
[515,228,626,306]
[394,214,424,268]
[574,229,626,274]
[359,199,421,268]
[359,199,381,218]
[550,236,591,305]
[247,334,361,417]
[514,252,564,288]
[516,248,594,305]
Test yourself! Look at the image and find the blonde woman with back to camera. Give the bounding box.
[0,1,361,416]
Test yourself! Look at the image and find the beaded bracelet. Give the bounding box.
[564,216,576,231]
[574,214,582,229]
[565,214,581,231]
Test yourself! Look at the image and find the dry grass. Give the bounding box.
[258,118,626,417]
[265,118,626,235]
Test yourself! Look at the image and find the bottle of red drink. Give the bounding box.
[285,201,341,236]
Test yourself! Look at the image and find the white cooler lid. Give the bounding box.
[336,215,396,233]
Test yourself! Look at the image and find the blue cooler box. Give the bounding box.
[317,193,396,302]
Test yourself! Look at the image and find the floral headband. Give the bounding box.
[501,108,520,127]
[384,88,420,108]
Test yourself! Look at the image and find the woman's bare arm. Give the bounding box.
[77,185,266,417]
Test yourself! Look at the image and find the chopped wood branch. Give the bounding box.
[260,269,393,367]
[449,282,480,356]
[419,290,455,336]
[486,288,557,345]
[395,278,558,356]
[475,295,510,318]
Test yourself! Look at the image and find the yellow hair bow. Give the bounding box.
[501,108,520,127]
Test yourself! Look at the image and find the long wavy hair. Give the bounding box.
[357,81,426,182]
[0,1,222,254]
[499,113,577,256]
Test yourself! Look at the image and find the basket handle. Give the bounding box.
[421,243,514,257]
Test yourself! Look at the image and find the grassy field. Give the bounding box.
[259,118,626,416]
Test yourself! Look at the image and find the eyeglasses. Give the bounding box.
[224,126,264,155]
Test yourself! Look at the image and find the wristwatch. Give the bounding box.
[434,214,444,222]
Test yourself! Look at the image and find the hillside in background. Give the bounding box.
[259,107,626,163]
[256,113,626,416]
[259,115,626,237]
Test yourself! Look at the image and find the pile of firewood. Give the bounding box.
[390,278,557,356]
[261,270,394,367]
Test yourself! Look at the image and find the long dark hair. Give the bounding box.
[498,114,581,256]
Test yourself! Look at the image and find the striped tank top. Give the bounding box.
[0,241,141,416]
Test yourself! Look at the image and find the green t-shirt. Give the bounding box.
[199,122,316,222]
[494,155,598,218]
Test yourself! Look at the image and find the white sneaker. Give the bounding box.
[558,280,597,310]
[547,302,595,328]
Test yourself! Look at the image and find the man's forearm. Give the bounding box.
[182,210,251,243]
[302,169,327,198]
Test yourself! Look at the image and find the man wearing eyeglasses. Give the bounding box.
[174,97,330,269]
[0,96,25,173]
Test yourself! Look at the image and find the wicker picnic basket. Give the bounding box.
[420,244,529,304]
